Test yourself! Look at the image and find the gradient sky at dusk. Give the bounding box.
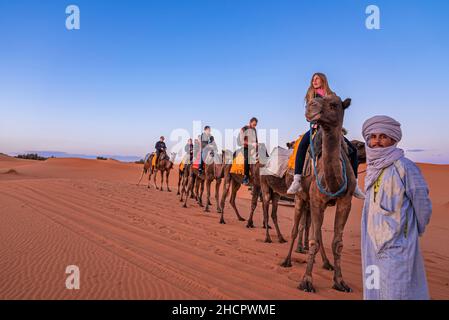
[1,0,448,163]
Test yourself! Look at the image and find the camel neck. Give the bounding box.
[321,125,344,193]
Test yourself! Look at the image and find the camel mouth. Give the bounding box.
[306,111,321,123]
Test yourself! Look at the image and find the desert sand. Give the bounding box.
[0,154,448,300]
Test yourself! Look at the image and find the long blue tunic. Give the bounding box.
[361,157,432,300]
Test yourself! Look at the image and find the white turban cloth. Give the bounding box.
[362,115,405,189]
[362,115,402,143]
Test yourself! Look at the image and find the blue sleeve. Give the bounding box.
[404,161,432,236]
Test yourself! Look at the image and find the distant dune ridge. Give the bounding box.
[9,151,142,162]
[0,154,448,299]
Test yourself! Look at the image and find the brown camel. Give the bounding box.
[203,151,232,213]
[351,139,366,165]
[181,165,206,208]
[260,172,334,270]
[177,165,186,195]
[137,153,154,186]
[258,144,333,269]
[178,163,195,199]
[282,95,356,293]
[148,150,175,192]
[218,145,269,226]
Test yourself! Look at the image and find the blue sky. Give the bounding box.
[0,0,448,163]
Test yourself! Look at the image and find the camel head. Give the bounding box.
[305,95,351,129]
[286,141,296,149]
[351,140,366,164]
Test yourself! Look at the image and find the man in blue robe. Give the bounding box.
[361,115,432,300]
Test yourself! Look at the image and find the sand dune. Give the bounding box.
[0,155,448,299]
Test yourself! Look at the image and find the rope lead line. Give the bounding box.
[309,122,348,197]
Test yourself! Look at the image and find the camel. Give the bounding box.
[137,153,154,186]
[178,163,196,199]
[257,145,333,269]
[260,171,334,270]
[177,156,196,197]
[351,139,366,165]
[203,151,232,213]
[181,164,206,208]
[218,145,269,226]
[148,150,175,192]
[281,95,356,293]
[177,164,187,195]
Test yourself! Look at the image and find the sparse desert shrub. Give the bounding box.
[3,169,18,174]
[16,153,47,161]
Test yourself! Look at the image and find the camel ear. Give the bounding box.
[342,98,351,109]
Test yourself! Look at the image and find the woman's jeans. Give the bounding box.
[294,130,358,178]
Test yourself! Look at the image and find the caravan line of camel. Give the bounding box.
[137,95,366,294]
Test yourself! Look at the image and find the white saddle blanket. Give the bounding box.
[260,147,293,177]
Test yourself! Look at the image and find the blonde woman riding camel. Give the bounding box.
[287,73,365,199]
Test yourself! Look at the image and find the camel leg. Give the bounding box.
[166,170,171,192]
[190,175,196,199]
[298,199,325,293]
[230,179,245,222]
[137,169,145,186]
[147,169,152,189]
[296,202,332,269]
[261,187,272,242]
[153,169,158,189]
[183,175,194,208]
[177,170,182,195]
[296,207,309,253]
[271,193,286,243]
[204,177,212,213]
[193,178,198,199]
[206,176,212,206]
[179,171,187,201]
[281,196,304,268]
[182,171,190,201]
[246,185,261,229]
[196,179,204,207]
[180,181,185,202]
[194,178,203,206]
[319,229,334,271]
[304,209,311,251]
[159,170,164,191]
[215,178,222,213]
[331,197,352,292]
[219,176,232,224]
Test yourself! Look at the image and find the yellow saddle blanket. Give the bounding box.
[179,159,186,172]
[288,135,304,170]
[152,155,157,167]
[230,152,245,175]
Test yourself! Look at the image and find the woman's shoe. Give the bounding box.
[287,174,302,194]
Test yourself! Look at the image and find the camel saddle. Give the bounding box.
[302,129,350,178]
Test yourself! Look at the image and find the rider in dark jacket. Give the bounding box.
[155,136,167,164]
[184,139,194,163]
[199,126,216,175]
[238,117,258,186]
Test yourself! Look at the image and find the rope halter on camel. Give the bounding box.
[309,122,348,198]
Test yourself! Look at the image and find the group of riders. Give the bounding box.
[151,72,365,199]
[147,72,433,300]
